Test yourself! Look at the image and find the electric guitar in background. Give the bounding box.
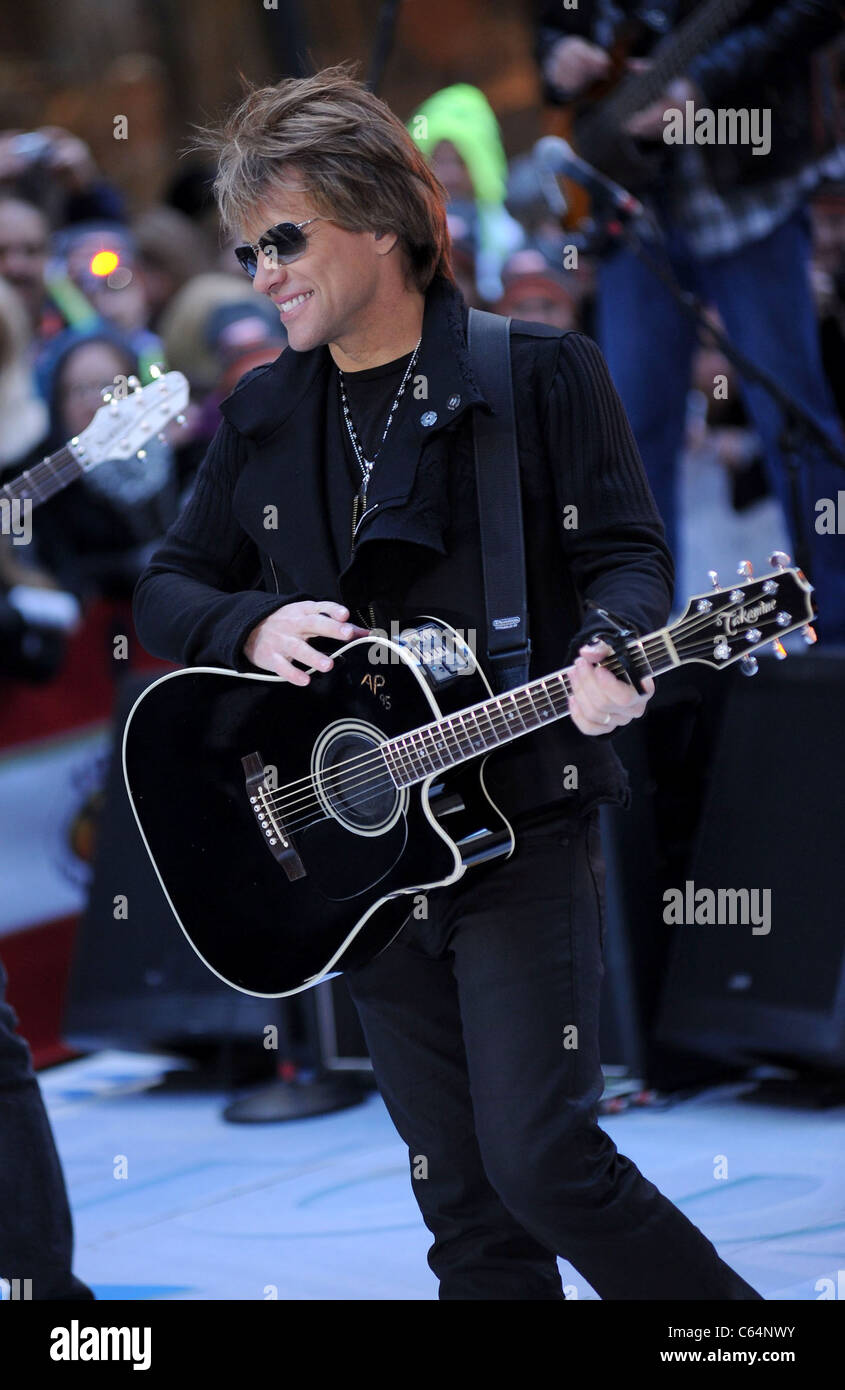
[541,0,755,228]
[0,369,189,516]
[0,369,189,652]
[123,558,816,999]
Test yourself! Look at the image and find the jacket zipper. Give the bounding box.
[350,493,378,630]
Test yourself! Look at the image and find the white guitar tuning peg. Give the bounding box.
[148,363,162,379]
[176,414,187,426]
[100,387,112,403]
[768,550,791,569]
[770,639,787,660]
[707,569,719,589]
[740,655,759,676]
[737,560,753,578]
[128,374,141,391]
[157,432,167,443]
[803,625,817,645]
[136,448,147,459]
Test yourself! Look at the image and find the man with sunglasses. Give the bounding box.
[133,66,763,1302]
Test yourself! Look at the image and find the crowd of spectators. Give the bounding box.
[0,63,842,685]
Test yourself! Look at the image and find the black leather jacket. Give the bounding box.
[535,0,843,190]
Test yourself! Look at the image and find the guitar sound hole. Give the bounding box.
[318,731,398,832]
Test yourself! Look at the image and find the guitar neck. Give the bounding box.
[381,629,676,786]
[0,446,83,509]
[599,0,752,126]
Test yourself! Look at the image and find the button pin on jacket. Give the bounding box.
[420,410,438,426]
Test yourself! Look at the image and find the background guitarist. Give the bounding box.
[133,65,762,1300]
[535,0,845,641]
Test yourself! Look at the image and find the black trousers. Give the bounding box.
[345,808,764,1301]
[0,955,94,1300]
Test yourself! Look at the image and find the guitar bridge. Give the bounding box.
[242,751,306,881]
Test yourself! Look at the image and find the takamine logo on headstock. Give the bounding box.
[723,598,777,635]
[671,552,817,673]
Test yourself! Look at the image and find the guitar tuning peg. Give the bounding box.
[707,569,719,589]
[737,560,753,577]
[127,374,141,391]
[100,387,112,403]
[740,655,759,677]
[148,363,162,379]
[176,414,187,426]
[768,550,791,569]
[803,625,817,645]
[136,448,147,459]
[770,639,787,660]
[157,431,167,443]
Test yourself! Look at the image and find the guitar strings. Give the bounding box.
[260,629,670,811]
[258,604,734,818]
[256,614,735,822]
[260,628,739,839]
[257,611,740,831]
[1,447,80,502]
[252,619,711,822]
[261,671,579,818]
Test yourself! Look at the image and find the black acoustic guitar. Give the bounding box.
[123,560,815,998]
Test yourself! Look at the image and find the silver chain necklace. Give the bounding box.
[337,338,422,503]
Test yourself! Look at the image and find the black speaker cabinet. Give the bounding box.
[595,659,736,1086]
[655,649,845,1071]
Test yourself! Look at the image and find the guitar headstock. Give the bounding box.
[68,368,190,469]
[669,556,817,672]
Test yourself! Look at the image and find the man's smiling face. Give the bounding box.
[242,179,390,356]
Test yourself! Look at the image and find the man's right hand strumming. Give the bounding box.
[244,600,370,686]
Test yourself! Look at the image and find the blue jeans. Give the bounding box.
[345,809,763,1299]
[0,954,94,1299]
[596,207,845,642]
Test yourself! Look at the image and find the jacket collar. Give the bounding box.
[217,273,491,610]
[218,271,490,448]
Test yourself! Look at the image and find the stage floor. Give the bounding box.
[38,1050,845,1301]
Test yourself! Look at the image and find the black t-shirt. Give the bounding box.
[324,349,416,571]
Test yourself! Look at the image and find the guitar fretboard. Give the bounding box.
[380,632,676,787]
[0,446,82,507]
[584,0,754,132]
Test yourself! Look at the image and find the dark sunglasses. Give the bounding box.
[234,217,323,279]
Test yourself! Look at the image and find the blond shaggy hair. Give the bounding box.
[189,63,454,293]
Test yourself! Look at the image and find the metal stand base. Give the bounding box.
[222,1071,368,1123]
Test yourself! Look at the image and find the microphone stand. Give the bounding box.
[568,190,845,580]
[367,0,404,94]
[223,990,370,1123]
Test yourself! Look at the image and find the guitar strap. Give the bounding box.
[467,307,531,695]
